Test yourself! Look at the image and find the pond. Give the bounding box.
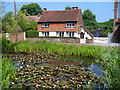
[4,52,105,88]
[47,55,105,77]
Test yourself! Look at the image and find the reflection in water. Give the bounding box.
[88,64,105,77]
[48,55,104,76]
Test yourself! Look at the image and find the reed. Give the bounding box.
[15,40,117,59]
[1,57,16,88]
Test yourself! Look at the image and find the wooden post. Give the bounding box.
[14,0,17,18]
[14,0,18,42]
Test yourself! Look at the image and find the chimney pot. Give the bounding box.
[43,8,47,11]
[72,7,78,9]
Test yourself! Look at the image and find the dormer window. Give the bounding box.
[42,23,49,28]
[66,22,75,28]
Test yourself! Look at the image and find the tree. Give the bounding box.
[82,9,97,31]
[2,12,19,33]
[2,12,21,41]
[17,11,38,31]
[20,3,43,16]
[65,6,72,10]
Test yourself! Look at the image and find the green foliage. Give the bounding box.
[17,11,30,31]
[82,9,97,31]
[17,11,38,31]
[29,19,38,31]
[65,6,72,10]
[2,11,38,32]
[2,37,15,53]
[0,57,16,88]
[82,9,113,35]
[2,12,20,33]
[0,17,2,31]
[96,47,120,88]
[26,30,39,38]
[101,19,113,26]
[20,3,43,16]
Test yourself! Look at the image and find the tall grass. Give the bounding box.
[0,57,16,88]
[15,40,118,59]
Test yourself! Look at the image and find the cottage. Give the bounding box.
[28,7,94,43]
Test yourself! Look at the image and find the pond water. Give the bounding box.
[47,55,105,77]
[5,52,106,88]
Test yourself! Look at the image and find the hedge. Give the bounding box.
[26,30,39,38]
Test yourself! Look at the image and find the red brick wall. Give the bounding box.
[114,0,118,31]
[10,32,25,42]
[86,39,93,43]
[38,22,77,32]
[27,38,80,43]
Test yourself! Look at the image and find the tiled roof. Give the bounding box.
[38,9,83,23]
[27,16,41,22]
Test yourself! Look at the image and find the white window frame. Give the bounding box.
[42,23,49,28]
[66,22,75,28]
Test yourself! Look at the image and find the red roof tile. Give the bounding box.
[38,9,83,24]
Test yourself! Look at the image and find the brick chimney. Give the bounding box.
[72,7,78,9]
[114,0,118,31]
[43,8,47,11]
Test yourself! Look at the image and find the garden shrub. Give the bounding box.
[26,30,39,38]
[2,37,15,53]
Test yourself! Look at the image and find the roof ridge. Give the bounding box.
[44,9,81,12]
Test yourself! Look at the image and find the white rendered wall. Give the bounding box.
[49,32,56,37]
[74,33,80,38]
[6,33,10,40]
[39,32,44,37]
[81,28,92,39]
[24,32,26,40]
[39,31,80,38]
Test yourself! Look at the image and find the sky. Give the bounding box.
[3,1,114,23]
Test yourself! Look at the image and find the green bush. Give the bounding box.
[2,37,15,53]
[26,30,39,38]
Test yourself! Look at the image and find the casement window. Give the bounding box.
[45,32,49,36]
[42,32,49,36]
[56,32,64,37]
[42,23,49,28]
[66,22,75,28]
[67,32,75,37]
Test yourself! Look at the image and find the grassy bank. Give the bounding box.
[15,40,118,59]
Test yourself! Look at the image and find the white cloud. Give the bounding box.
[2,0,114,2]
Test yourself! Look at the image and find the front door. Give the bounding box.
[80,32,84,39]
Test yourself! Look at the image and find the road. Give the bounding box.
[81,43,120,47]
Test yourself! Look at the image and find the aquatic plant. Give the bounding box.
[9,64,103,88]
